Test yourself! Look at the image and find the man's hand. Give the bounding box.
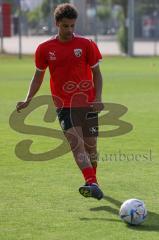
[16,100,30,113]
[16,69,45,113]
[91,99,104,113]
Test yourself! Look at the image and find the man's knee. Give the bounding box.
[84,137,97,149]
[84,142,98,165]
[84,140,97,154]
[65,127,84,152]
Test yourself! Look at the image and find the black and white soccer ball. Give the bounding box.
[119,199,147,225]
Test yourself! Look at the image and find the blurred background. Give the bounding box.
[0,0,159,57]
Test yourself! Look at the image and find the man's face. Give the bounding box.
[56,18,76,41]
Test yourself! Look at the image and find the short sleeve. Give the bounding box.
[35,45,48,71]
[87,40,102,68]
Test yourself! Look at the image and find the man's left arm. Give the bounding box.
[92,64,104,112]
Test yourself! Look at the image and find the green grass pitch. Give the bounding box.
[0,54,159,240]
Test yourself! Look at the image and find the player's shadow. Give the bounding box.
[80,195,159,232]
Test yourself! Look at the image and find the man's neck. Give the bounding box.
[57,34,74,42]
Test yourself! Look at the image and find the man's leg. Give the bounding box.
[64,126,103,200]
[57,108,103,199]
[84,136,98,176]
[64,126,97,185]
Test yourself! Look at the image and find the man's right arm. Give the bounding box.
[16,69,45,112]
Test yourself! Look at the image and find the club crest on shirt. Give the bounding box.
[74,48,82,57]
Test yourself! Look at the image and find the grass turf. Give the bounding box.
[0,55,159,240]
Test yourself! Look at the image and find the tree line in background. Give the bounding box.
[99,0,159,53]
[2,0,159,54]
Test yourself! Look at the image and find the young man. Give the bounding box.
[16,3,104,200]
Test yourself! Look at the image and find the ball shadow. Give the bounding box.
[80,195,159,232]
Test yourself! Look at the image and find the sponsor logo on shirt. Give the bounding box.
[74,48,82,57]
[49,51,56,60]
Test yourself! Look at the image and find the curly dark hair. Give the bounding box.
[54,3,78,22]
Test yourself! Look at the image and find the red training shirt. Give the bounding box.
[35,34,102,108]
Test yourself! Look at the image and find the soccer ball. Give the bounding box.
[119,199,147,225]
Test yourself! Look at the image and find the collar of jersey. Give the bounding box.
[55,33,75,44]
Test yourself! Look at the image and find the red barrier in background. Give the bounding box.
[1,3,11,37]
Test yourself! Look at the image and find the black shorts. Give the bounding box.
[56,107,98,137]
